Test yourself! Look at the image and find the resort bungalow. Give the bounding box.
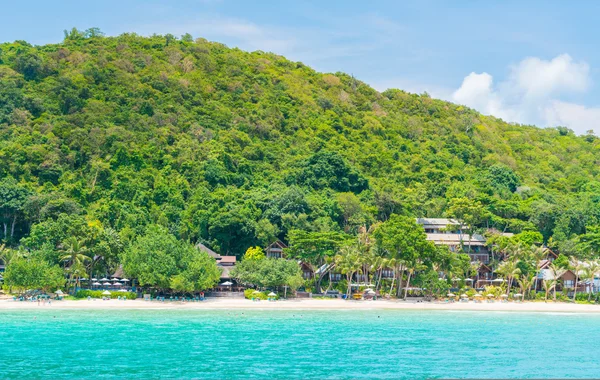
[196,242,238,284]
[416,218,513,264]
[265,240,287,259]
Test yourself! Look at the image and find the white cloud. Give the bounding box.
[508,54,590,99]
[544,101,600,133]
[450,54,597,134]
[452,72,510,119]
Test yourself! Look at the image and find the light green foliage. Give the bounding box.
[1,30,600,284]
[553,253,570,269]
[243,246,265,261]
[2,257,64,293]
[121,224,220,291]
[232,258,301,289]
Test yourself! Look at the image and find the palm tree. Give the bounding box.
[542,278,556,302]
[60,237,92,290]
[569,258,585,301]
[530,245,547,292]
[0,244,23,267]
[547,264,567,301]
[517,273,535,300]
[497,259,521,295]
[60,237,92,267]
[584,261,600,301]
[403,260,426,300]
[335,245,362,297]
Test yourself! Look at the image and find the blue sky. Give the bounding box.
[2,0,600,133]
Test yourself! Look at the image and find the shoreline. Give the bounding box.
[2,298,600,313]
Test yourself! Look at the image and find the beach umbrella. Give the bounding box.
[465,278,474,282]
[113,282,122,286]
[120,278,130,282]
[102,290,111,295]
[268,292,277,297]
[513,293,523,297]
[112,278,121,281]
[461,294,468,298]
[500,294,508,298]
[452,278,462,281]
[92,282,102,286]
[55,289,64,295]
[474,293,482,297]
[487,294,494,298]
[91,278,98,281]
[220,281,233,286]
[252,290,261,294]
[447,293,456,297]
[102,282,111,286]
[100,278,110,281]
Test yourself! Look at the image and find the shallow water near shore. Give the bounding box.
[1,309,599,379]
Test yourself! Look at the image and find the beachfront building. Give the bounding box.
[416,218,491,263]
[196,243,238,283]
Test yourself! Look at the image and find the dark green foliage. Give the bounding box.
[0,30,599,258]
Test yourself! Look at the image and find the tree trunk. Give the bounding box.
[10,215,16,239]
[346,273,352,297]
[403,270,413,300]
[396,265,405,298]
[573,276,579,301]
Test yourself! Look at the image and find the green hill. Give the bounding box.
[1,28,600,257]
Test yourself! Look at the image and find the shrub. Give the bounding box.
[75,289,137,300]
[244,289,268,300]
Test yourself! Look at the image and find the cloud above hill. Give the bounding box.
[451,54,598,134]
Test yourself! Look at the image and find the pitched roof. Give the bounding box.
[196,243,220,259]
[112,265,125,279]
[219,256,237,264]
[219,265,235,279]
[416,218,461,227]
[266,240,288,250]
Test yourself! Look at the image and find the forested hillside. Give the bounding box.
[1,28,600,263]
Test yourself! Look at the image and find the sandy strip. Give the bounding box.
[1,298,600,313]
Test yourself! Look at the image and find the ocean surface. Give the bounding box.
[0,309,599,379]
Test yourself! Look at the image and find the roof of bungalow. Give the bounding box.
[538,268,576,280]
[112,265,126,279]
[219,256,237,265]
[196,243,220,259]
[416,218,462,228]
[219,265,233,279]
[266,240,287,251]
[424,233,487,246]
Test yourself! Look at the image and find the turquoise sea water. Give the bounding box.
[1,309,599,379]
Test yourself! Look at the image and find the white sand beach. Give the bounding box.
[2,297,600,313]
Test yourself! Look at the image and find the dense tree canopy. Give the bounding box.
[1,28,600,268]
